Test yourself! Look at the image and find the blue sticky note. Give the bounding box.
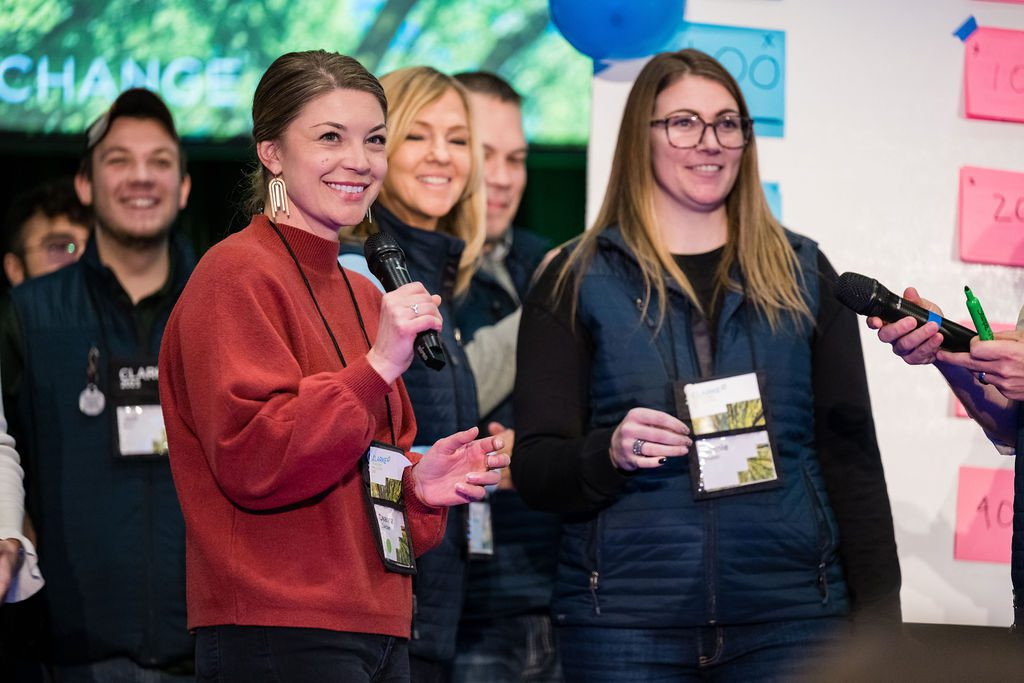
[667,22,786,138]
[762,182,782,222]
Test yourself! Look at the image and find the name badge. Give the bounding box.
[675,371,783,500]
[109,358,166,459]
[467,499,494,559]
[115,405,168,456]
[362,441,417,574]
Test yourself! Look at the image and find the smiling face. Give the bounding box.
[75,117,189,249]
[383,88,471,231]
[258,88,387,240]
[650,75,744,216]
[469,92,527,242]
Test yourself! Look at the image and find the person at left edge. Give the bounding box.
[0,88,195,680]
[159,50,506,682]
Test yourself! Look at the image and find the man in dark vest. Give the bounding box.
[452,72,562,683]
[0,88,195,680]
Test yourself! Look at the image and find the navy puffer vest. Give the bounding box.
[553,227,849,629]
[340,205,479,661]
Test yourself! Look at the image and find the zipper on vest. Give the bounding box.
[706,500,718,624]
[589,570,601,615]
[817,562,829,604]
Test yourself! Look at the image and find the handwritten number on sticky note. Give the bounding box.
[992,193,1024,222]
[991,64,1024,93]
[976,495,1013,530]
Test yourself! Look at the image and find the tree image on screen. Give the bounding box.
[0,0,590,145]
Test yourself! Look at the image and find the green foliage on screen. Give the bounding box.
[0,0,591,145]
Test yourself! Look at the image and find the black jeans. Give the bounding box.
[195,625,409,683]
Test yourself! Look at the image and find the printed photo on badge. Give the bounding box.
[368,444,411,503]
[695,430,778,493]
[374,504,414,568]
[684,372,765,436]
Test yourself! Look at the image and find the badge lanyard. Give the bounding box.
[78,273,170,458]
[268,221,413,573]
[79,345,106,416]
[268,221,396,445]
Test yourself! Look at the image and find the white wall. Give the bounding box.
[587,0,1024,626]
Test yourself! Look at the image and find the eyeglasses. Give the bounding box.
[23,238,84,266]
[650,113,752,149]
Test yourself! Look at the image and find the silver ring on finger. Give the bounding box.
[632,438,646,457]
[410,303,420,315]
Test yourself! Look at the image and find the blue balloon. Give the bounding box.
[549,0,686,61]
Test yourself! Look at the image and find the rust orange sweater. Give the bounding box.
[159,215,446,636]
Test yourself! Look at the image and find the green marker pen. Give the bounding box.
[965,286,994,341]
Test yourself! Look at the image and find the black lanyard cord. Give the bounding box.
[268,221,397,446]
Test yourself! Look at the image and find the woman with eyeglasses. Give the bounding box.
[511,49,901,680]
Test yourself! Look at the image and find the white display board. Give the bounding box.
[586,0,1024,626]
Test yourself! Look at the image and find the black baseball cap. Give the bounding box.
[84,88,179,153]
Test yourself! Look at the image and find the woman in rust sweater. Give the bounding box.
[158,50,507,682]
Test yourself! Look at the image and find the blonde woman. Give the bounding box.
[512,49,901,680]
[341,66,488,682]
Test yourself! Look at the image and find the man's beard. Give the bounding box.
[97,219,172,251]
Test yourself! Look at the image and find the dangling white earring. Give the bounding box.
[268,175,290,218]
[366,205,373,224]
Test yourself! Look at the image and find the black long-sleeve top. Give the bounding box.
[511,246,902,626]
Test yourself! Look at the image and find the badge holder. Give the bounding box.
[361,441,417,574]
[675,371,783,500]
[109,357,167,459]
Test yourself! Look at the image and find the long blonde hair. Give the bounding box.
[559,49,810,329]
[354,66,485,296]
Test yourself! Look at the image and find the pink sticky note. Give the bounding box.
[951,319,1016,417]
[955,466,1013,563]
[959,166,1024,266]
[964,25,1024,122]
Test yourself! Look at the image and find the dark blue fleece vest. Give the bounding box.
[9,235,194,666]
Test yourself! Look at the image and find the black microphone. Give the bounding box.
[834,272,976,352]
[363,231,446,371]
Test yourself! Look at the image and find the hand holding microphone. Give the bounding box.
[834,272,976,355]
[364,232,447,383]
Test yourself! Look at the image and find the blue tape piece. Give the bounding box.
[954,16,978,43]
[762,181,782,222]
[927,311,943,326]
